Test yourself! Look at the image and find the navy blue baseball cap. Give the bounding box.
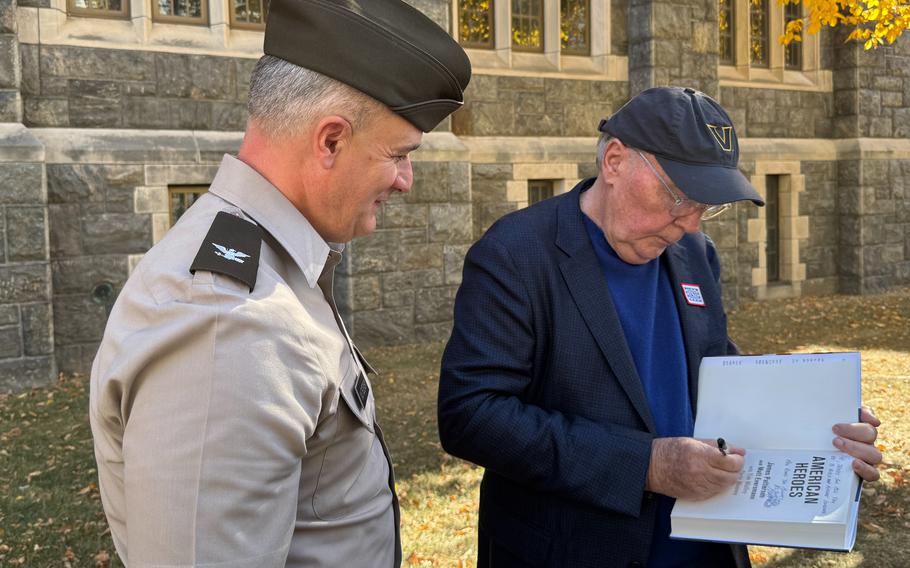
[599,87,764,206]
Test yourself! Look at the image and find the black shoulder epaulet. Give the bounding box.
[190,211,263,292]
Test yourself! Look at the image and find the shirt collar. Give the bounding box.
[207,154,342,289]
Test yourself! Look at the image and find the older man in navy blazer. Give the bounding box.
[438,87,883,568]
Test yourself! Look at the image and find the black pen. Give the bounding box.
[717,437,728,456]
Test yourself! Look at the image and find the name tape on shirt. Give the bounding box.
[680,283,706,307]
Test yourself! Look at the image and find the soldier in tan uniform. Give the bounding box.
[88,1,470,566]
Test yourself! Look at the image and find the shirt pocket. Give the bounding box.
[311,365,389,521]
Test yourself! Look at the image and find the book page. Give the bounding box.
[694,353,861,450]
[673,449,856,524]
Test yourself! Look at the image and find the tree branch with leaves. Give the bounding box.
[779,0,910,49]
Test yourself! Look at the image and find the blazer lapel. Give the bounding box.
[663,244,710,413]
[555,184,657,434]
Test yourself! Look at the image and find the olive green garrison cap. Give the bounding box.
[263,0,472,133]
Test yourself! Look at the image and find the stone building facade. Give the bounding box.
[1,0,908,389]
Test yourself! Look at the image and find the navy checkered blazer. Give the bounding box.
[438,179,750,568]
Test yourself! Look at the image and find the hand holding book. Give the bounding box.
[670,353,883,551]
[833,405,882,483]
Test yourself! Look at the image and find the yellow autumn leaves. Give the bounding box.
[777,0,910,49]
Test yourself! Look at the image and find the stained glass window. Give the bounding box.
[459,0,495,49]
[718,0,735,64]
[750,0,769,67]
[560,0,589,55]
[784,1,802,70]
[512,0,544,52]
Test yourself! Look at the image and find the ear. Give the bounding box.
[313,116,353,169]
[600,138,627,180]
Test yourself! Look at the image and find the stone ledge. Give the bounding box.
[27,129,910,166]
[31,128,240,163]
[412,132,470,163]
[460,136,597,164]
[0,123,45,162]
[29,128,469,164]
[741,137,910,162]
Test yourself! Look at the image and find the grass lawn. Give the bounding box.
[1,288,908,567]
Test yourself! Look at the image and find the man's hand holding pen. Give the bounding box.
[645,405,882,503]
[646,437,745,502]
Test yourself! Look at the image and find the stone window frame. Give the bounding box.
[718,0,827,91]
[746,161,808,300]
[30,0,266,55]
[453,0,624,79]
[504,163,580,209]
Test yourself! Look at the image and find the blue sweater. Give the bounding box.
[583,216,724,567]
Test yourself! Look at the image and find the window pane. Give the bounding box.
[528,180,554,205]
[765,176,780,282]
[784,2,802,70]
[234,0,268,25]
[561,0,589,55]
[459,0,494,48]
[169,186,207,226]
[512,0,544,52]
[750,0,769,67]
[74,0,123,9]
[69,0,127,18]
[157,0,203,18]
[719,0,734,64]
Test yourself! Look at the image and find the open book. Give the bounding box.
[670,352,863,551]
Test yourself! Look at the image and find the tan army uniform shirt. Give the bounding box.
[89,155,398,567]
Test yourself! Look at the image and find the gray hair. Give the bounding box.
[247,55,386,139]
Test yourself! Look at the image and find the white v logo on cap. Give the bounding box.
[707,124,734,152]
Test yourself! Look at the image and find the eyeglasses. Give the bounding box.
[634,150,732,221]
